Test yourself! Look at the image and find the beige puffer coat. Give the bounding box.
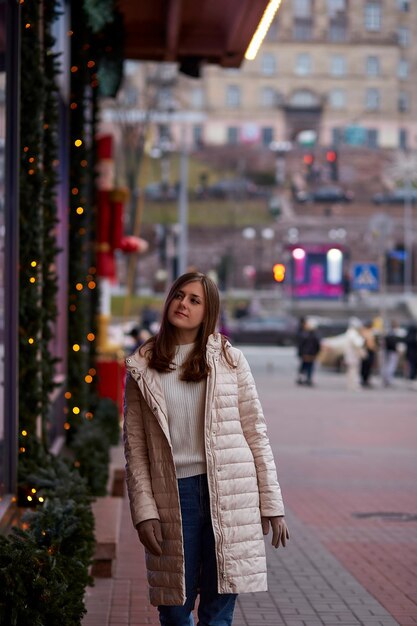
[123,333,285,606]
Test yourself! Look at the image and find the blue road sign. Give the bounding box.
[352,263,379,291]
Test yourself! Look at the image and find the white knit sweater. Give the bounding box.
[160,343,207,479]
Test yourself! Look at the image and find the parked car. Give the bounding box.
[198,178,265,199]
[372,187,417,205]
[228,314,299,346]
[307,316,348,339]
[144,182,178,201]
[296,185,354,203]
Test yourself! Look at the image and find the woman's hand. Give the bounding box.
[136,519,163,556]
[261,515,290,548]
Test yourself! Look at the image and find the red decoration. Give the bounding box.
[97,134,112,160]
[120,235,149,254]
[96,358,125,414]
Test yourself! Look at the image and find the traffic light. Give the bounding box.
[326,149,338,181]
[303,153,315,182]
[273,263,286,283]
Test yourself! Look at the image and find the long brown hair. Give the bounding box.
[143,272,228,381]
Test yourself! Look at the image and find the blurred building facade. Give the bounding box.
[179,0,417,151]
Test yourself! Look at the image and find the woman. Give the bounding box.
[123,272,289,626]
[343,317,365,391]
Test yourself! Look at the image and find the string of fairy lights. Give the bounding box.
[66,13,100,437]
[17,0,120,505]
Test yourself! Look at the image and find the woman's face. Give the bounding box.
[167,280,206,343]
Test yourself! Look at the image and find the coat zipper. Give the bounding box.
[205,354,227,590]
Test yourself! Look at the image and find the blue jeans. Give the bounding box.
[158,474,237,626]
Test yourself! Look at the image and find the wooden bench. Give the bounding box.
[91,495,123,578]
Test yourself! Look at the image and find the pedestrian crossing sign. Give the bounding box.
[352,263,379,291]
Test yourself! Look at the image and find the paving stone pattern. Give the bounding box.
[83,347,417,626]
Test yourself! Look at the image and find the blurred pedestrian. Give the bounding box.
[360,321,377,388]
[126,326,151,354]
[296,319,321,386]
[343,317,365,391]
[123,271,289,626]
[342,270,351,303]
[295,316,306,382]
[404,324,417,388]
[233,301,249,319]
[141,304,159,332]
[381,320,403,387]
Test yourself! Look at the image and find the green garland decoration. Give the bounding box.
[83,0,115,33]
[66,0,100,435]
[19,0,61,477]
[66,0,123,434]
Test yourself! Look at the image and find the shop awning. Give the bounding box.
[118,0,272,75]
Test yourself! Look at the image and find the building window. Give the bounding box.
[227,127,239,145]
[290,89,319,107]
[397,26,410,47]
[293,0,313,40]
[190,87,204,109]
[398,91,410,112]
[396,0,410,11]
[327,0,347,14]
[365,88,380,110]
[226,85,241,108]
[328,20,348,41]
[329,89,346,109]
[330,55,346,76]
[260,87,276,108]
[295,53,312,75]
[294,0,313,17]
[261,127,274,146]
[366,56,380,77]
[364,3,382,32]
[327,0,348,42]
[293,18,313,40]
[261,53,277,75]
[397,58,409,79]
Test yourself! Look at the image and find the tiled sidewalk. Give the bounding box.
[83,349,417,626]
[83,497,400,626]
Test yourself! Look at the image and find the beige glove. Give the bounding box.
[136,518,163,556]
[261,515,290,548]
